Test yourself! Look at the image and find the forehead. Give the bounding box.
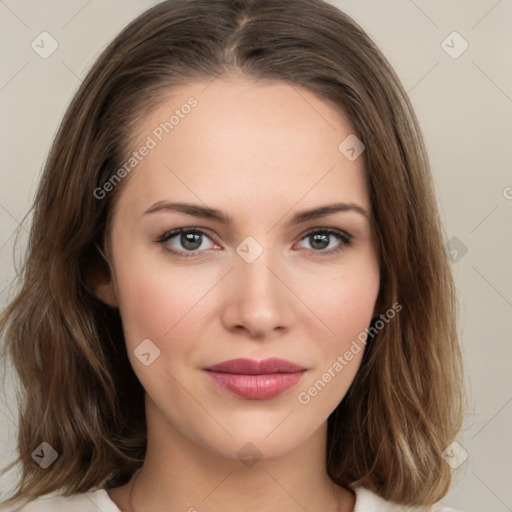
[116,78,370,221]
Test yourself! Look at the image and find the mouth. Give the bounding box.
[202,357,308,400]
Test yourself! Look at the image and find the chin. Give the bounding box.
[189,412,319,463]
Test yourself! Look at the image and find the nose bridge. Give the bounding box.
[225,235,292,336]
[238,244,276,291]
[236,237,282,304]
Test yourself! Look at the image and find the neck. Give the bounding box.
[120,398,355,512]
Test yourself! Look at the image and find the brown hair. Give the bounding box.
[0,0,464,507]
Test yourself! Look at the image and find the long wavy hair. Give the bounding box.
[0,0,464,508]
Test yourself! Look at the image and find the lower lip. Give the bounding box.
[204,371,306,400]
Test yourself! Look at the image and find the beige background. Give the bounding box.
[0,1,511,510]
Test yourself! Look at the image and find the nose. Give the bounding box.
[220,245,294,339]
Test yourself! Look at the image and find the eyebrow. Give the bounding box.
[143,201,369,225]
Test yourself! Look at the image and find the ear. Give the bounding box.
[94,277,119,308]
[89,244,119,307]
[372,286,386,318]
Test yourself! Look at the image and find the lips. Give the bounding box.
[203,357,307,400]
[204,357,307,374]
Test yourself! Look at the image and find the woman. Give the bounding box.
[0,0,465,510]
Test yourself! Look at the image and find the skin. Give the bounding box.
[96,77,380,512]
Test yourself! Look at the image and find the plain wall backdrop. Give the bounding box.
[0,1,511,510]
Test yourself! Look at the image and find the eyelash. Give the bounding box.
[156,227,353,259]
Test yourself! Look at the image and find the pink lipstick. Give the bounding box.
[203,357,307,400]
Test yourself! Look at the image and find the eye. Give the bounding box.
[157,228,218,258]
[157,226,352,259]
[295,228,352,255]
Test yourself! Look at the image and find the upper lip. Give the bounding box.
[203,357,307,375]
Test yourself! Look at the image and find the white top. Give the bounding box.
[0,485,463,511]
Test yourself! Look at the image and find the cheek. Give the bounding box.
[329,273,378,344]
[292,254,379,407]
[298,255,380,347]
[116,269,174,344]
[112,254,209,396]
[295,299,377,414]
[112,239,202,348]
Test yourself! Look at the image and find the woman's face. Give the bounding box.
[98,78,380,460]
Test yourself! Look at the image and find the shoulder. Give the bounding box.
[351,485,464,512]
[0,488,120,512]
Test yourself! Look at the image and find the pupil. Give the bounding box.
[182,232,201,250]
[311,233,329,250]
